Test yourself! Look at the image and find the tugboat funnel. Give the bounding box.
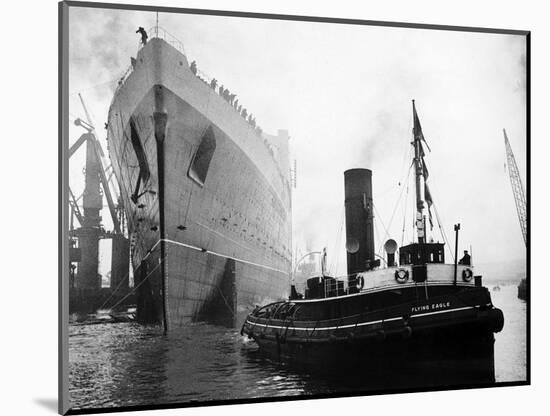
[344,169,375,277]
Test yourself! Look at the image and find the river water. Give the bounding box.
[68,283,527,411]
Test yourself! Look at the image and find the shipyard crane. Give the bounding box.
[68,94,131,311]
[503,129,527,246]
[78,94,121,233]
[68,188,84,229]
[69,94,122,234]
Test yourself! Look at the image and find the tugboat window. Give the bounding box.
[188,126,216,186]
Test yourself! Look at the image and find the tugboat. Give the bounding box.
[242,101,504,383]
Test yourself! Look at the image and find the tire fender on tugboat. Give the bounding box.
[487,308,505,333]
[395,268,409,283]
[462,268,474,282]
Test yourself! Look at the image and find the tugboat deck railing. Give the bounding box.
[294,263,476,303]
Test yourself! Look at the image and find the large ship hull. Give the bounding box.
[107,37,292,329]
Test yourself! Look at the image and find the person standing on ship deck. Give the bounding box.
[136,27,148,45]
[459,250,471,266]
[190,60,197,75]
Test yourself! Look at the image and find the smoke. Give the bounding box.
[69,8,144,101]
[88,15,124,72]
[66,7,528,269]
[355,110,406,168]
[295,204,326,255]
[68,7,153,203]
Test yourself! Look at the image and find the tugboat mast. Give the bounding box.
[412,100,426,244]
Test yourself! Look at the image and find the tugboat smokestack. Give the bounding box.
[344,169,375,277]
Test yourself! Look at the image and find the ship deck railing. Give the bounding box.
[299,274,358,298]
[117,25,261,125]
[147,26,187,57]
[114,65,133,94]
[141,27,266,134]
[300,265,477,300]
[113,26,284,171]
[115,26,188,95]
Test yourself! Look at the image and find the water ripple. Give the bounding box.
[69,284,526,410]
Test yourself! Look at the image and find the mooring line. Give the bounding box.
[108,258,165,311]
[98,269,132,311]
[143,238,288,275]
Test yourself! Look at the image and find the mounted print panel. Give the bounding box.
[59,1,529,414]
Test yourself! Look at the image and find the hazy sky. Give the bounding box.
[68,6,526,276]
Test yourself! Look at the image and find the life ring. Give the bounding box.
[462,268,474,282]
[356,275,364,290]
[395,268,409,284]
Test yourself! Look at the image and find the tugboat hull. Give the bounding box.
[242,286,504,385]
